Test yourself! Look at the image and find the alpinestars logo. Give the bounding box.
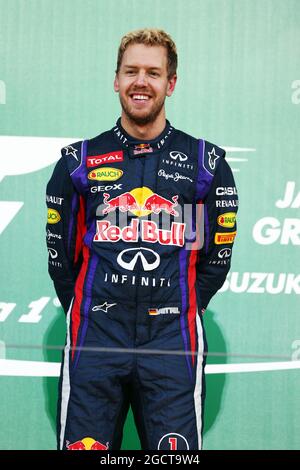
[63,145,78,161]
[208,147,220,170]
[92,302,116,313]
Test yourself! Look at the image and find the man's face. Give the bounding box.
[114,43,177,126]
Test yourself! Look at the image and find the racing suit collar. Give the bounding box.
[113,117,174,157]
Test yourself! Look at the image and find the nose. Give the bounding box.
[134,70,147,86]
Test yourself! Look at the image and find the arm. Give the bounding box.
[46,156,84,313]
[197,158,238,311]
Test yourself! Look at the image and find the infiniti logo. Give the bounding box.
[218,248,232,259]
[170,151,188,162]
[117,248,160,271]
[48,248,58,259]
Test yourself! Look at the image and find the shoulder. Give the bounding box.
[60,128,114,173]
[174,128,226,174]
[201,138,226,177]
[60,140,84,174]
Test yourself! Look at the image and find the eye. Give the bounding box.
[149,71,159,77]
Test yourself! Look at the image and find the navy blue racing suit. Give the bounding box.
[46,118,238,450]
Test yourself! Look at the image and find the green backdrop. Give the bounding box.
[0,0,299,450]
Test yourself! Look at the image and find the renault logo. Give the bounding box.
[117,248,160,271]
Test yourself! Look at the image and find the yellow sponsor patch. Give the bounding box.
[88,167,123,181]
[47,208,61,224]
[214,231,237,244]
[217,212,236,228]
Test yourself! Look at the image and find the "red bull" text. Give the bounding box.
[93,219,186,247]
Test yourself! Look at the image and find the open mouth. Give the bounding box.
[130,93,151,103]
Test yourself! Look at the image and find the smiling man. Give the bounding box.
[46,28,238,451]
[114,40,177,134]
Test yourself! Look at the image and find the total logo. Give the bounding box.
[47,208,61,224]
[253,182,300,245]
[102,187,179,217]
[67,437,109,450]
[88,167,123,182]
[87,151,124,168]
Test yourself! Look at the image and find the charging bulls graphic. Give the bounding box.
[102,186,179,217]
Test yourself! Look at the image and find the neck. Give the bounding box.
[120,110,166,140]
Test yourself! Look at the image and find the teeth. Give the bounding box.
[132,94,149,100]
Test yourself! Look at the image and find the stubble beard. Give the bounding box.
[119,94,166,126]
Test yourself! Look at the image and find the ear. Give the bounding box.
[166,74,177,97]
[114,74,119,92]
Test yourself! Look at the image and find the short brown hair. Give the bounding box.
[116,28,177,79]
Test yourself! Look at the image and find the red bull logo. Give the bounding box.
[67,437,109,450]
[94,219,186,246]
[142,193,179,216]
[102,192,139,214]
[102,187,179,217]
[133,143,153,155]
